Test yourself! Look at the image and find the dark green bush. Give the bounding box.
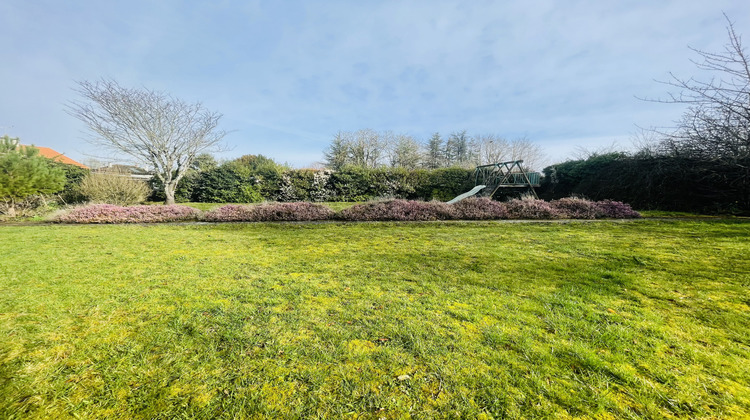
[191,163,262,203]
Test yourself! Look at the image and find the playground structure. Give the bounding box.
[448,160,541,203]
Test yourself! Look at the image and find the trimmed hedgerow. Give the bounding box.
[505,198,565,220]
[451,197,509,220]
[594,200,642,219]
[56,204,200,224]
[203,202,334,222]
[337,199,455,221]
[550,197,603,219]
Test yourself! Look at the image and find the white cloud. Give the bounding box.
[1,0,749,167]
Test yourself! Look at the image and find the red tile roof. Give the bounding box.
[21,145,89,169]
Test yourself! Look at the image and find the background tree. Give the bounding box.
[0,136,66,217]
[324,131,351,170]
[350,129,383,168]
[444,130,477,167]
[508,136,546,171]
[650,14,750,211]
[423,132,445,169]
[67,79,226,204]
[475,134,510,165]
[388,134,422,169]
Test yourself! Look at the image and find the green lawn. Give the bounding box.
[1,220,748,419]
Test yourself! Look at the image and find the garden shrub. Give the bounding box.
[190,163,263,203]
[337,199,455,221]
[253,202,334,221]
[505,197,564,219]
[77,170,150,205]
[203,202,334,222]
[594,200,641,219]
[53,162,89,204]
[550,197,603,219]
[57,204,200,223]
[328,166,373,201]
[451,197,508,220]
[417,168,475,201]
[0,195,58,218]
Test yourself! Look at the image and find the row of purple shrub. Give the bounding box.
[202,202,335,222]
[335,197,640,221]
[56,204,201,224]
[55,198,640,224]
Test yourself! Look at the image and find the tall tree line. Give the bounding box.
[324,129,544,171]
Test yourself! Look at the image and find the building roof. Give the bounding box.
[21,145,89,169]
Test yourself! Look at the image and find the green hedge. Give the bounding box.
[156,164,475,203]
[540,153,750,214]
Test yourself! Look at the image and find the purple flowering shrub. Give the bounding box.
[253,202,334,221]
[57,204,200,224]
[505,198,565,219]
[450,197,508,220]
[203,202,334,222]
[201,204,255,222]
[337,199,455,221]
[550,197,604,219]
[594,200,641,219]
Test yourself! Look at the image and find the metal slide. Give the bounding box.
[447,185,487,204]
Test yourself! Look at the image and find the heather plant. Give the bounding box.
[253,202,334,221]
[505,197,564,219]
[201,204,255,222]
[337,199,455,221]
[204,202,334,222]
[450,197,509,220]
[550,197,603,219]
[77,169,150,205]
[57,204,200,223]
[595,200,642,219]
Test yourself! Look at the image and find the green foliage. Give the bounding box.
[150,157,476,204]
[1,221,748,417]
[191,163,263,203]
[541,152,749,214]
[418,167,475,201]
[52,162,89,204]
[0,136,66,216]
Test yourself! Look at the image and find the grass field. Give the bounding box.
[1,219,749,419]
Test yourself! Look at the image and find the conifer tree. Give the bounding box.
[0,136,66,217]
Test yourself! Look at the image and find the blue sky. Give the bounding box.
[2,0,749,168]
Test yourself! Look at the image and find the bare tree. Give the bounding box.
[475,134,510,164]
[653,14,749,165]
[508,136,545,171]
[67,79,226,204]
[350,129,383,168]
[389,134,422,169]
[648,14,750,210]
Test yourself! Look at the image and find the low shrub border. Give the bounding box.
[55,204,201,224]
[55,198,641,224]
[203,202,334,222]
[337,199,455,221]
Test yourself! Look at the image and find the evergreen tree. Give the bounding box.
[424,132,444,169]
[324,131,351,170]
[0,136,66,217]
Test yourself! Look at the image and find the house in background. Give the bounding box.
[20,145,89,169]
[93,163,153,180]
